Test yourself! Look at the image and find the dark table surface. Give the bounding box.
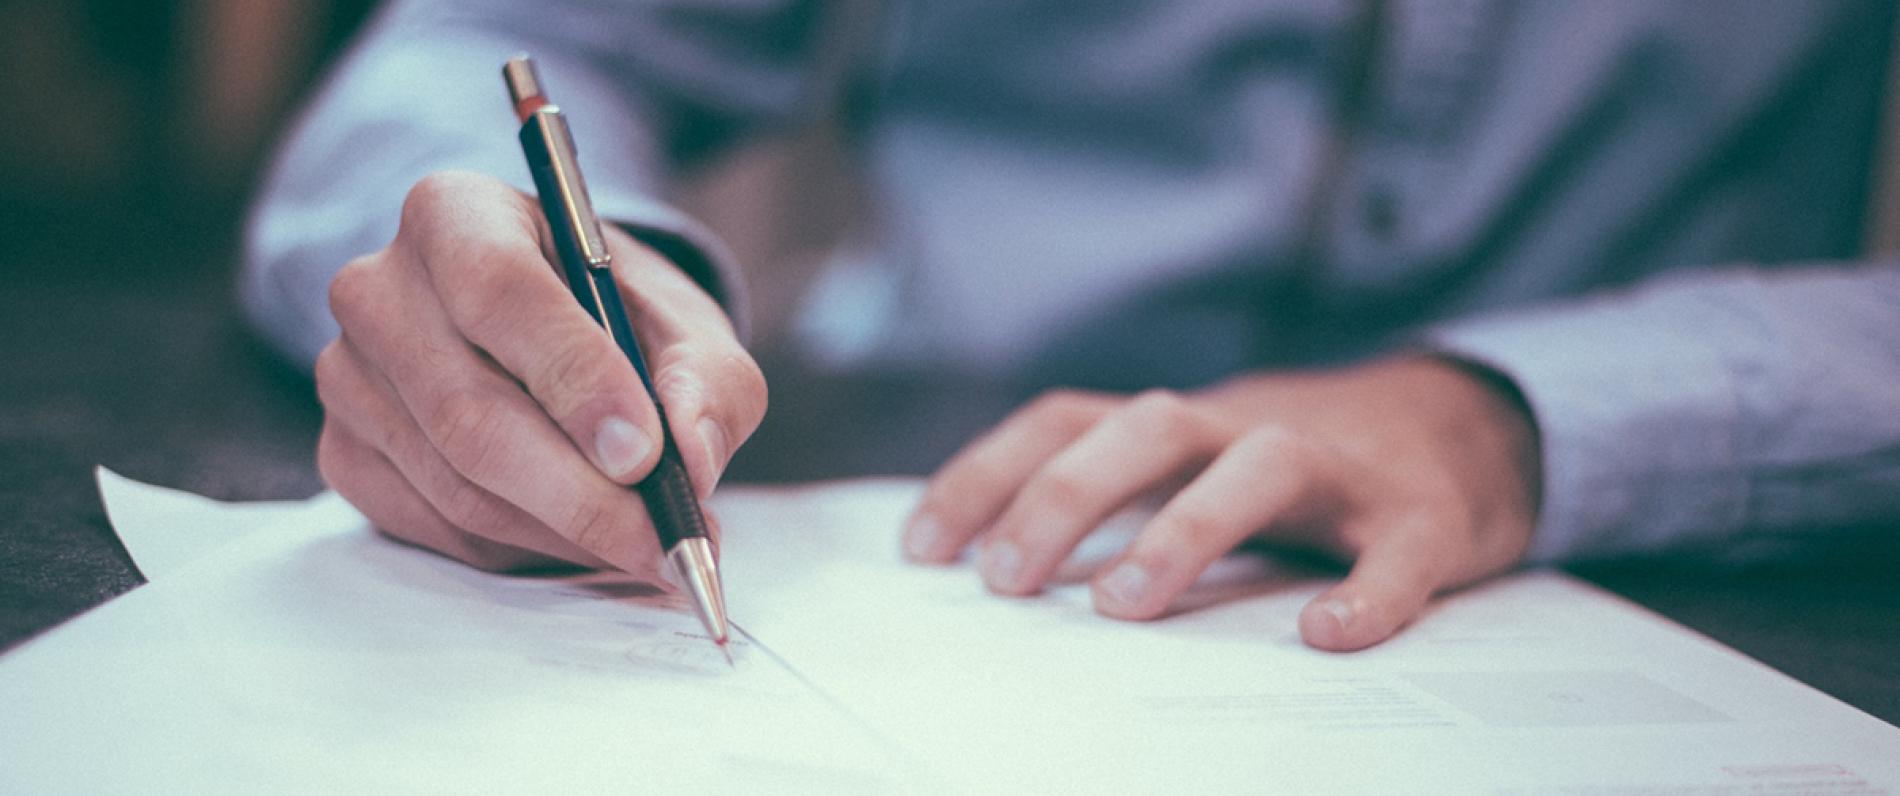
[3,219,1897,729]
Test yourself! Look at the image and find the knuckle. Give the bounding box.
[400,171,542,295]
[936,449,1007,501]
[399,171,476,230]
[724,351,769,430]
[653,364,706,416]
[435,478,502,535]
[1160,505,1226,548]
[327,256,381,325]
[454,247,562,349]
[428,389,510,481]
[1238,423,1301,463]
[561,499,622,554]
[434,491,483,534]
[1130,387,1184,411]
[1025,467,1092,514]
[1125,388,1199,439]
[1022,388,1103,435]
[1029,389,1086,418]
[655,343,767,435]
[459,245,535,317]
[528,337,615,418]
[672,344,769,438]
[312,344,347,410]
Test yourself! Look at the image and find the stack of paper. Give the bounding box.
[1,472,1894,793]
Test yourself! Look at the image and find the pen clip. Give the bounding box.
[505,55,613,267]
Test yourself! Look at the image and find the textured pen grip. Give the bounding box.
[637,445,710,549]
[582,257,709,551]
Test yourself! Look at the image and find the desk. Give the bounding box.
[3,248,1896,729]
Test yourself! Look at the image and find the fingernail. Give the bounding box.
[903,514,942,561]
[698,417,730,477]
[1098,562,1152,607]
[980,540,1024,590]
[596,416,653,479]
[1315,598,1356,632]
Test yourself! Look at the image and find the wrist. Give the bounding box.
[1418,354,1544,534]
[610,221,748,340]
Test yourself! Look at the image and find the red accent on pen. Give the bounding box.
[512,94,550,123]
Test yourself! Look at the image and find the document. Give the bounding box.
[97,467,345,580]
[714,483,1900,793]
[1,474,1895,793]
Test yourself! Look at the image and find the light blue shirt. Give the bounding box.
[244,0,1900,564]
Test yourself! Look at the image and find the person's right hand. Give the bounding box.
[314,171,766,578]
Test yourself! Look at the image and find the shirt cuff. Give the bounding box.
[590,192,752,343]
[1422,298,1749,564]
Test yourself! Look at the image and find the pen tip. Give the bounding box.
[717,639,733,668]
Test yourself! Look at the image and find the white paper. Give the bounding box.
[6,480,913,794]
[3,476,1895,794]
[717,482,1900,793]
[96,466,343,580]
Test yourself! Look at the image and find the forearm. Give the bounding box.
[241,0,834,367]
[1429,263,1900,564]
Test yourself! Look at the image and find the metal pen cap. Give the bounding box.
[669,538,730,648]
[504,55,612,267]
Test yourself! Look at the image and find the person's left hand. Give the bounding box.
[900,356,1542,651]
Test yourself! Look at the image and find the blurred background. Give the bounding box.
[0,1,377,634]
[0,0,387,482]
[1,0,377,275]
[0,0,853,334]
[0,0,862,510]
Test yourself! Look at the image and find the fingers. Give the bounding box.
[903,390,1117,563]
[625,248,769,498]
[399,172,765,502]
[1091,427,1321,619]
[327,170,766,579]
[977,390,1216,596]
[1082,425,1452,648]
[1297,525,1449,652]
[328,230,662,575]
[399,172,664,485]
[901,358,1537,653]
[318,422,563,573]
[315,339,614,569]
[914,386,1455,651]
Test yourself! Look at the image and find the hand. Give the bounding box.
[315,171,766,577]
[902,357,1540,651]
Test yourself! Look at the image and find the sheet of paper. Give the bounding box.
[5,475,1897,793]
[715,482,1900,793]
[96,466,342,580]
[3,481,913,793]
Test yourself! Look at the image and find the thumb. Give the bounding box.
[1297,529,1449,652]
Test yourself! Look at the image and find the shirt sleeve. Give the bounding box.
[1426,263,1900,565]
[240,0,838,368]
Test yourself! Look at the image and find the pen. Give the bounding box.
[502,55,731,663]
